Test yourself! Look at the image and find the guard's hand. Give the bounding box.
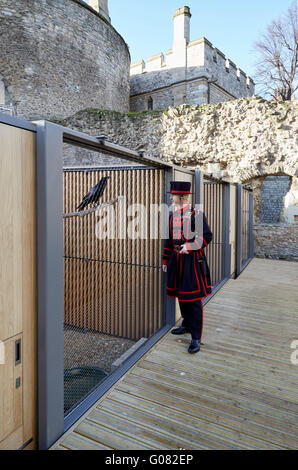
[180,244,189,254]
[162,265,167,272]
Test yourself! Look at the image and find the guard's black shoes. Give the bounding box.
[188,339,201,354]
[171,326,190,335]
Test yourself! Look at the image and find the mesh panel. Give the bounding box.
[63,165,165,414]
[204,182,223,287]
[241,189,250,265]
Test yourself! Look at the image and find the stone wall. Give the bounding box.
[204,40,253,98]
[53,95,298,260]
[209,82,235,105]
[260,176,291,223]
[130,76,247,112]
[0,0,131,121]
[54,96,297,181]
[254,223,298,261]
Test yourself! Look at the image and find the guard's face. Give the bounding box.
[170,194,180,205]
[170,194,188,205]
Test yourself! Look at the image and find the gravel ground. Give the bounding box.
[64,325,137,373]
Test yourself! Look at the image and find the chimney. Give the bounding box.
[89,0,111,23]
[173,6,191,48]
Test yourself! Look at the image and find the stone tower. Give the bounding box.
[0,0,130,120]
[89,0,110,23]
[130,5,255,112]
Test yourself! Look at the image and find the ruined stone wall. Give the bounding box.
[53,95,298,260]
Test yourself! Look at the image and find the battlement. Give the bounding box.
[204,39,255,86]
[131,36,254,87]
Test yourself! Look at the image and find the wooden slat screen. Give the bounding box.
[63,168,165,340]
[204,182,223,288]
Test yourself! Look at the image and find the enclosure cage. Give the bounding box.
[63,164,166,414]
[0,113,254,450]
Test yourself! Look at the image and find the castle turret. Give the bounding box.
[0,0,130,120]
[89,0,110,23]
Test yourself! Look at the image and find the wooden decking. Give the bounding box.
[51,258,298,450]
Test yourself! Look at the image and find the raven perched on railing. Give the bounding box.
[76,176,110,211]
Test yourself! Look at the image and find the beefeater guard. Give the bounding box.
[162,180,213,353]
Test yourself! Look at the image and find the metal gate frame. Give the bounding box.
[200,173,232,291]
[33,120,202,449]
[236,184,254,277]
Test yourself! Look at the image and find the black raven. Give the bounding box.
[76,176,110,211]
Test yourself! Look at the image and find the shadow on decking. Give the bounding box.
[51,258,298,450]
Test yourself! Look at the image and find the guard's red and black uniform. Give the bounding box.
[162,200,213,340]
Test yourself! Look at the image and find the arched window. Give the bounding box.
[147,96,153,110]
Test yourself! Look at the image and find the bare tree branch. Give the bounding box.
[252,0,298,101]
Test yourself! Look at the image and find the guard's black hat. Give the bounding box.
[167,181,193,194]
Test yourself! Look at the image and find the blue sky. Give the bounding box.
[108,0,292,85]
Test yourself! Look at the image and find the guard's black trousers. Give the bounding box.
[179,299,203,340]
